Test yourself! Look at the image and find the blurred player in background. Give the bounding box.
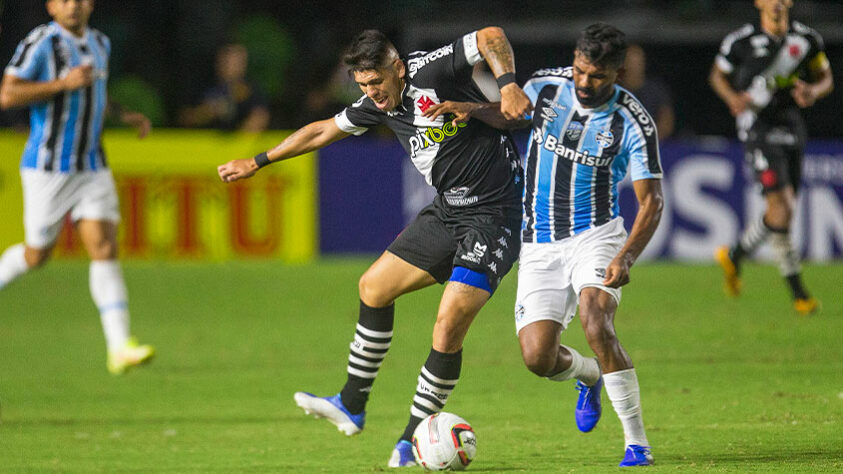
[426,23,664,466]
[0,0,154,374]
[619,44,675,140]
[710,0,833,314]
[178,43,270,132]
[217,27,531,467]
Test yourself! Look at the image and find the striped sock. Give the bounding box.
[400,348,462,442]
[339,301,394,414]
[733,216,772,264]
[769,230,809,299]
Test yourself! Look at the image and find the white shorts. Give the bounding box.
[22,169,120,249]
[514,217,626,335]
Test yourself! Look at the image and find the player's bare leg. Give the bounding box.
[579,287,652,465]
[295,251,437,435]
[518,320,602,431]
[78,219,153,374]
[387,280,489,467]
[762,187,818,314]
[0,243,53,290]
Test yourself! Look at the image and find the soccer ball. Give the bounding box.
[411,412,477,471]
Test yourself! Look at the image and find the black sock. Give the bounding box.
[785,274,810,300]
[399,348,462,442]
[340,300,394,414]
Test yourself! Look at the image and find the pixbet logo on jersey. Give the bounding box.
[408,121,467,158]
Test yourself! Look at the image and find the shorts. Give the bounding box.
[514,217,626,335]
[745,123,806,194]
[387,198,520,294]
[22,169,120,249]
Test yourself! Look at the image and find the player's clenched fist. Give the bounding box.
[62,64,94,91]
[499,83,533,120]
[217,158,258,183]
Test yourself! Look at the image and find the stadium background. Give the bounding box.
[1,0,841,262]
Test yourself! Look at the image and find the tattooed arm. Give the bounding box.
[217,118,350,183]
[476,27,532,120]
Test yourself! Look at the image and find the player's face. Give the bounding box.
[572,51,619,108]
[353,58,406,112]
[47,0,94,33]
[755,0,792,20]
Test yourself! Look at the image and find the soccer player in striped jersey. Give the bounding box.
[710,0,833,315]
[0,0,154,374]
[218,28,531,467]
[427,23,664,466]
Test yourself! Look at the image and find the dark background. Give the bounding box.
[1,0,841,137]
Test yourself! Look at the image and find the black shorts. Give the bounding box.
[387,198,521,293]
[745,124,806,194]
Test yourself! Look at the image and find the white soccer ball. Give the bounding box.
[411,412,477,471]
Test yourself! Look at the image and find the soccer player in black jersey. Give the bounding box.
[217,28,531,467]
[710,0,833,315]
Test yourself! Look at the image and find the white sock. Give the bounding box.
[0,244,29,289]
[90,260,130,352]
[604,368,649,448]
[548,345,600,386]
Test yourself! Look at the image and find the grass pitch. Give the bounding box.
[0,260,841,472]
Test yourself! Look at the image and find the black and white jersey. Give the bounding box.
[715,20,829,140]
[334,32,522,210]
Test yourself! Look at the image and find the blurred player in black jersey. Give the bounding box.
[710,0,833,315]
[217,28,531,467]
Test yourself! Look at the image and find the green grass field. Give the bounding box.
[1,260,841,473]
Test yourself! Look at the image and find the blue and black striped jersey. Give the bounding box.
[5,22,110,173]
[521,67,662,243]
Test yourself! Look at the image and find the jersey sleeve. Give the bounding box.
[5,31,51,81]
[805,28,830,75]
[622,109,662,181]
[715,24,752,75]
[407,32,484,87]
[333,95,382,136]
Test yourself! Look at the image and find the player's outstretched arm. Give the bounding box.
[217,118,350,183]
[476,26,533,120]
[107,98,152,139]
[0,65,93,110]
[422,100,528,130]
[603,179,663,288]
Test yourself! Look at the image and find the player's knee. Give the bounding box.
[358,271,392,307]
[521,348,555,377]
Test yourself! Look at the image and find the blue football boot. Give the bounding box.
[620,444,654,466]
[575,377,603,432]
[293,392,365,435]
[387,440,416,468]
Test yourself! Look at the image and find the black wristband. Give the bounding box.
[254,151,271,168]
[495,72,516,89]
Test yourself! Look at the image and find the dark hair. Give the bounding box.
[575,23,627,69]
[342,29,397,72]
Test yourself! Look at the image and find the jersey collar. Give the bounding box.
[51,21,90,44]
[570,85,619,115]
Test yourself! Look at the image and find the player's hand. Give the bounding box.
[218,158,259,183]
[62,64,94,91]
[422,101,475,126]
[602,255,632,288]
[121,111,152,139]
[791,79,817,108]
[499,83,533,120]
[726,92,752,117]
